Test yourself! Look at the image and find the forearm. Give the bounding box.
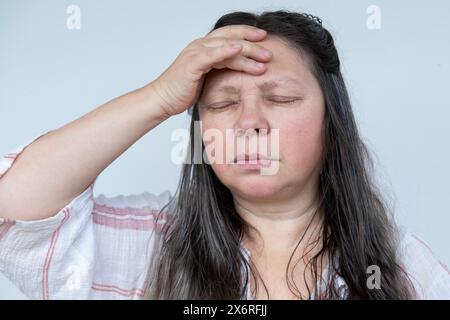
[0,82,169,221]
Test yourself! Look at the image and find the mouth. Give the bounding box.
[233,153,278,169]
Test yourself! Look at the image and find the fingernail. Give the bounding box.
[261,50,272,58]
[256,28,266,35]
[255,62,265,68]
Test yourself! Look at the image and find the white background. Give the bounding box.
[1,0,449,299]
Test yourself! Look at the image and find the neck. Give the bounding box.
[233,190,323,258]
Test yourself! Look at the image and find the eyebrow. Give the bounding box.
[212,77,303,94]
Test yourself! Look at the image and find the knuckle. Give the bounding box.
[204,48,215,59]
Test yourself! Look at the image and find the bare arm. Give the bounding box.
[0,25,271,222]
[0,83,169,221]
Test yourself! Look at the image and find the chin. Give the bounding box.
[229,175,281,200]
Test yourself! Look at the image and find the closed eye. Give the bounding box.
[206,102,238,110]
[265,96,300,104]
[204,96,301,110]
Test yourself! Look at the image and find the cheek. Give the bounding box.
[201,121,229,164]
[279,114,324,172]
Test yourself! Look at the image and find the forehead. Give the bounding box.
[201,36,311,94]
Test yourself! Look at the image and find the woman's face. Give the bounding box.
[198,36,326,203]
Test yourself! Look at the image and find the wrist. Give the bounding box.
[141,80,174,120]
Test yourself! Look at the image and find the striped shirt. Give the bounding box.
[1,132,449,299]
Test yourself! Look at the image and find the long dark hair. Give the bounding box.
[143,10,415,299]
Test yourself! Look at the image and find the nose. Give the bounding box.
[234,96,270,137]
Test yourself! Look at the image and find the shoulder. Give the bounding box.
[396,226,450,299]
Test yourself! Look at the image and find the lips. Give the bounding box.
[233,153,276,164]
[234,153,269,163]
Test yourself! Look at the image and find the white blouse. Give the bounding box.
[1,132,449,299]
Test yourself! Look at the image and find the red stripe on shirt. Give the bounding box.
[42,208,71,300]
[91,282,145,297]
[93,202,169,219]
[92,211,166,232]
[3,153,18,160]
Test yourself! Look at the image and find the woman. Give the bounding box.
[0,10,449,300]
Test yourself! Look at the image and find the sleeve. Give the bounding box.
[398,230,450,299]
[0,132,173,300]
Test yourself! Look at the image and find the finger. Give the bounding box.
[192,42,244,74]
[206,24,267,42]
[201,37,272,62]
[216,54,267,75]
[194,43,266,75]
